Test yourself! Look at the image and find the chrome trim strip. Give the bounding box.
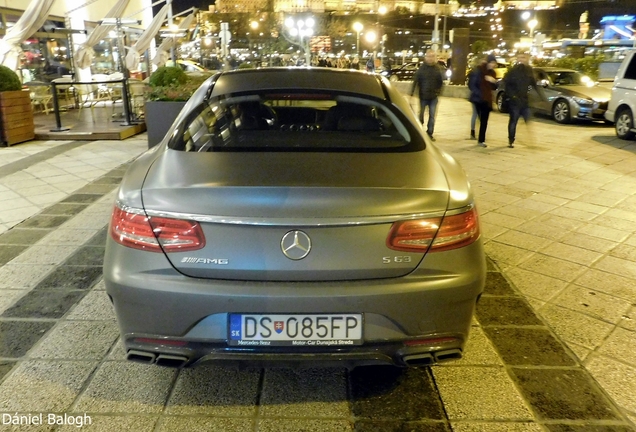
[131,203,475,227]
[115,201,146,216]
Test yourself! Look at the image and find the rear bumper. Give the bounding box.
[104,239,486,367]
[123,337,466,369]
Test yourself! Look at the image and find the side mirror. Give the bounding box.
[538,79,549,88]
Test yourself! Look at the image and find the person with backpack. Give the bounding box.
[501,52,536,148]
[468,54,499,147]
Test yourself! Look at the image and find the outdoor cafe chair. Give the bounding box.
[76,74,114,119]
[51,77,78,110]
[107,72,125,116]
[26,81,53,115]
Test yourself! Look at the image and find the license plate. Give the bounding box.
[228,314,363,347]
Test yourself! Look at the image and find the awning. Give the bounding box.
[152,12,194,67]
[74,0,131,70]
[124,3,169,71]
[0,0,57,70]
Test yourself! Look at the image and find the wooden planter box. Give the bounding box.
[0,90,35,146]
[145,101,187,148]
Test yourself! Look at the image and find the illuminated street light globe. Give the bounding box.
[250,21,259,30]
[521,11,531,20]
[353,22,363,33]
[365,31,377,43]
[285,17,295,29]
[528,19,538,33]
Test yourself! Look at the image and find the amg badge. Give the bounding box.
[181,257,229,265]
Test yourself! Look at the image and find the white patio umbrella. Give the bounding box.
[74,0,131,70]
[0,0,57,70]
[152,12,194,67]
[124,3,169,71]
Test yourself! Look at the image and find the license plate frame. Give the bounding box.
[228,313,363,347]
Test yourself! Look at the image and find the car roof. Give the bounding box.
[534,67,577,73]
[209,67,387,99]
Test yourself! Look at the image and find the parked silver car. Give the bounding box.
[104,68,486,369]
[496,67,611,124]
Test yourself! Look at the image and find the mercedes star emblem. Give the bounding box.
[281,230,312,260]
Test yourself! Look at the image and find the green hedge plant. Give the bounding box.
[148,66,187,87]
[532,55,605,81]
[147,66,214,101]
[0,65,22,92]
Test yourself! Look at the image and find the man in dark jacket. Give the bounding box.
[468,54,498,147]
[411,49,444,141]
[502,52,536,147]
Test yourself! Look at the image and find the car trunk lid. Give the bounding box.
[141,151,450,281]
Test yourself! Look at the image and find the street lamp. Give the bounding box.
[285,16,314,66]
[249,21,259,54]
[528,18,538,38]
[376,6,387,67]
[353,22,363,58]
[365,30,378,71]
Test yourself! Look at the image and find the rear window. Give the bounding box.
[167,91,422,152]
[546,71,585,86]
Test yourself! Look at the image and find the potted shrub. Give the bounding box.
[145,66,213,148]
[0,65,35,146]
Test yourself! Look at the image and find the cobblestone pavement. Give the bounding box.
[0,99,634,431]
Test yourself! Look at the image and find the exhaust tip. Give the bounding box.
[402,353,434,366]
[434,349,462,362]
[156,354,189,368]
[127,350,156,364]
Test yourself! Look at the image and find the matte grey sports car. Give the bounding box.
[104,67,486,369]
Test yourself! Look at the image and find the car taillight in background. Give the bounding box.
[387,208,479,253]
[110,206,205,252]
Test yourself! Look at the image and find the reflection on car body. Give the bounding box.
[381,61,449,82]
[104,67,486,369]
[496,67,611,124]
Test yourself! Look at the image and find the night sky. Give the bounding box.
[163,0,632,30]
[160,0,214,15]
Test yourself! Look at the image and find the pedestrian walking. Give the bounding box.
[350,56,360,70]
[468,54,499,147]
[466,58,486,139]
[502,52,536,148]
[410,49,444,141]
[366,57,375,72]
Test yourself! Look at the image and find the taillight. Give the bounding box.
[110,206,205,252]
[387,208,479,253]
